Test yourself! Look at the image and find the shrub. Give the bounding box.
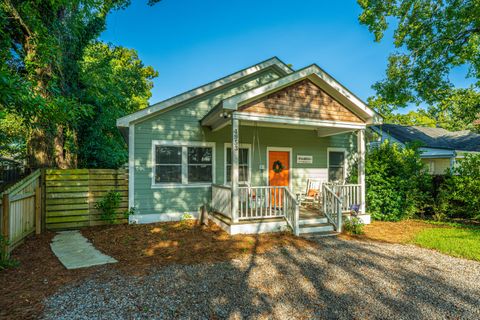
[344,216,364,235]
[95,190,121,223]
[366,141,432,221]
[437,154,480,220]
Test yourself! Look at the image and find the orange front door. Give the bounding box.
[269,151,290,208]
[269,151,290,187]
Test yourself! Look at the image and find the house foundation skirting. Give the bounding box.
[128,211,199,224]
[209,212,288,235]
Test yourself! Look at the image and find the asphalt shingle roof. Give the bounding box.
[375,124,480,152]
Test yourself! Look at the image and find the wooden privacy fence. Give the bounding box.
[0,170,42,254]
[45,169,128,229]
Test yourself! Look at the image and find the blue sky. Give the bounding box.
[99,1,410,113]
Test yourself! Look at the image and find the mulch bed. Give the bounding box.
[81,220,312,273]
[0,220,312,319]
[0,232,101,320]
[339,220,437,243]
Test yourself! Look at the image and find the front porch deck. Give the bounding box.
[210,183,366,235]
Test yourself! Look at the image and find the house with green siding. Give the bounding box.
[117,57,379,236]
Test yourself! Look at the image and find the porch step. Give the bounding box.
[299,222,334,234]
[299,217,328,225]
[301,230,340,238]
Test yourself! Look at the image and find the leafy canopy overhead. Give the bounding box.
[358,0,480,130]
[0,0,159,168]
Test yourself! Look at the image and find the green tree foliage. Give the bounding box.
[358,0,480,130]
[0,0,158,168]
[437,154,480,219]
[77,42,157,168]
[366,141,432,221]
[388,109,437,127]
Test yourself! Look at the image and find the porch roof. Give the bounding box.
[201,65,381,134]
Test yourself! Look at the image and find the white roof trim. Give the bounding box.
[116,57,293,127]
[222,64,375,121]
[233,112,367,130]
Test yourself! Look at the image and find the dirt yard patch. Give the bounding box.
[0,221,311,319]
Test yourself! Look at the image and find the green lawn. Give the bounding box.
[413,225,480,261]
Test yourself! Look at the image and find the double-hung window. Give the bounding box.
[188,147,213,183]
[225,144,250,183]
[328,149,346,182]
[153,141,214,186]
[155,146,182,183]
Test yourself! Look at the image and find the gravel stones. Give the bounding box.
[43,238,480,319]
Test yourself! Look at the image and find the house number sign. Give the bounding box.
[297,155,313,164]
[233,128,239,151]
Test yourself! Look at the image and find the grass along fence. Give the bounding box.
[45,169,128,229]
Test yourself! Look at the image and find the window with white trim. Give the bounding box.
[153,142,214,185]
[188,147,213,183]
[155,146,182,183]
[226,147,249,183]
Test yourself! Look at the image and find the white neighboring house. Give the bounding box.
[370,124,480,175]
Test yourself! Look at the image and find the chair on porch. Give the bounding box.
[298,179,322,207]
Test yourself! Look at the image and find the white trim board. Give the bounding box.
[117,57,293,127]
[128,123,135,210]
[151,140,216,189]
[266,147,293,189]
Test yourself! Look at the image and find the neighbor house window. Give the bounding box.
[153,141,215,186]
[226,147,249,183]
[328,150,346,182]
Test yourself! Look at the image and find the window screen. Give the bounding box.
[328,151,345,182]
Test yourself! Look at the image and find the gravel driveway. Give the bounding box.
[43,237,480,319]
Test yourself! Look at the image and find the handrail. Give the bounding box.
[284,186,300,236]
[322,184,343,232]
[323,182,361,212]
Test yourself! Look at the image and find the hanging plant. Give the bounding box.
[272,160,285,173]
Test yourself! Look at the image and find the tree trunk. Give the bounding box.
[54,125,78,169]
[27,127,54,169]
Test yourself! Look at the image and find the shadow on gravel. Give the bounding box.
[42,236,480,319]
[195,237,480,319]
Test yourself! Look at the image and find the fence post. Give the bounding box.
[2,193,10,257]
[41,169,47,232]
[35,186,41,235]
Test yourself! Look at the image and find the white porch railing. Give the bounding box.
[324,183,361,212]
[211,185,300,235]
[322,184,343,232]
[239,186,284,220]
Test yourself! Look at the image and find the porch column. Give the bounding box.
[231,115,240,223]
[357,129,366,214]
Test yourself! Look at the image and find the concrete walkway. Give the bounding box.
[50,231,117,269]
